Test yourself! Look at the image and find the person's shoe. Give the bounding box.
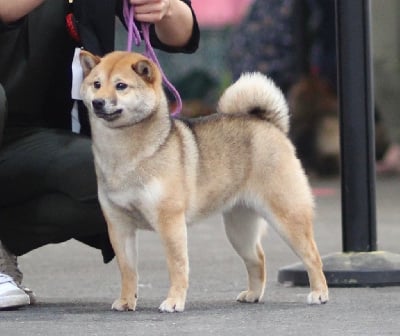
[0,273,30,309]
[0,240,35,308]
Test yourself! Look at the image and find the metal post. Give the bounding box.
[336,0,377,252]
[278,0,400,287]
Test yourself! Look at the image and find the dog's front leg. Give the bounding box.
[157,210,189,313]
[103,207,139,312]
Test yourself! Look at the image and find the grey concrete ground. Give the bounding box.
[1,176,400,335]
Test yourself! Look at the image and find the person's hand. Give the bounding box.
[129,0,194,48]
[129,0,172,23]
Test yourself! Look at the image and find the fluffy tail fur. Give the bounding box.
[217,72,289,134]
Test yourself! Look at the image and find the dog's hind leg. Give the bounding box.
[265,188,329,305]
[223,205,266,303]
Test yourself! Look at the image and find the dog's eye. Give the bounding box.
[116,83,128,91]
[93,81,101,89]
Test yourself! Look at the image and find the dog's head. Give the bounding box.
[80,51,162,128]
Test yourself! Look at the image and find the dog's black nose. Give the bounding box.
[92,99,105,110]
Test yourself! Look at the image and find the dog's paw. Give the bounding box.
[307,290,329,305]
[158,297,185,313]
[236,290,263,303]
[111,298,137,311]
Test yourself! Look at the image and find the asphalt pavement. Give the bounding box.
[1,175,400,335]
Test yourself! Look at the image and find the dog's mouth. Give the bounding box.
[94,109,123,121]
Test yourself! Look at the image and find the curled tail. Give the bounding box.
[217,72,289,134]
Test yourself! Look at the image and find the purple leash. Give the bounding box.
[123,0,182,116]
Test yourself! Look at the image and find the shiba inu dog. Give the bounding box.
[79,50,329,312]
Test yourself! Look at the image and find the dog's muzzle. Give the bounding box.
[92,99,122,121]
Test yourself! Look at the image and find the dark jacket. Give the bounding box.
[0,84,5,146]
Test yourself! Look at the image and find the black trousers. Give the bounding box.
[0,127,114,262]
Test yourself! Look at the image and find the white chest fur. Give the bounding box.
[109,177,163,209]
[101,171,165,230]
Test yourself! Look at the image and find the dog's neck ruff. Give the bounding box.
[123,0,182,116]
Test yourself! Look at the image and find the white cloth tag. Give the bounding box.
[71,47,83,100]
[71,101,81,134]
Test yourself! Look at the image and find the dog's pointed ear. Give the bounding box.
[79,50,101,78]
[132,60,154,83]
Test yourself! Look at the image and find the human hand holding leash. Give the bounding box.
[130,0,172,23]
[129,0,194,47]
